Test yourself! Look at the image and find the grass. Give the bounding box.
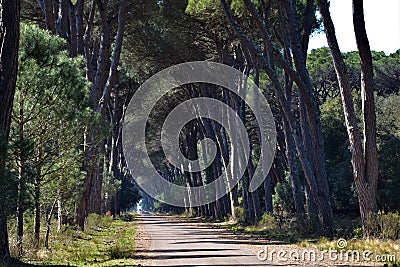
[298,237,400,265]
[220,213,316,243]
[225,224,300,242]
[7,213,138,267]
[217,213,400,265]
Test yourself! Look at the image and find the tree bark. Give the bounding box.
[33,144,42,246]
[0,0,20,261]
[33,179,41,246]
[44,199,57,249]
[352,0,379,224]
[57,198,62,231]
[75,0,84,55]
[282,115,305,215]
[43,0,55,33]
[68,1,77,57]
[317,0,379,233]
[16,108,25,256]
[56,0,69,40]
[97,0,127,116]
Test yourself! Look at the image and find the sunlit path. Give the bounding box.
[140,215,279,267]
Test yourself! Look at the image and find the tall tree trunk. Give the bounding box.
[0,0,20,260]
[200,117,223,220]
[37,0,128,228]
[75,0,84,55]
[317,0,378,234]
[352,0,379,224]
[221,0,333,231]
[281,0,332,230]
[76,130,91,229]
[56,0,69,40]
[305,183,318,224]
[44,199,57,249]
[263,176,273,214]
[282,116,305,216]
[16,169,25,256]
[16,110,25,256]
[33,144,43,246]
[252,64,273,214]
[68,1,77,57]
[57,198,62,231]
[89,153,102,214]
[97,0,127,116]
[43,0,55,34]
[33,180,41,246]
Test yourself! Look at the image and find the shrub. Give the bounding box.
[273,172,294,214]
[258,213,278,230]
[234,206,246,225]
[85,213,101,230]
[365,212,400,239]
[353,227,363,239]
[101,215,112,228]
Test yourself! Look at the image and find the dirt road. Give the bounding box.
[139,214,279,267]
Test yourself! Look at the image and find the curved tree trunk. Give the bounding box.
[317,0,379,234]
[352,0,379,224]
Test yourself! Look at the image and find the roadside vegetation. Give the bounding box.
[4,213,137,267]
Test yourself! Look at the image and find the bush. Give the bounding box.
[365,212,400,239]
[353,227,363,239]
[258,213,278,230]
[234,206,246,225]
[85,213,101,230]
[273,172,294,214]
[101,215,112,228]
[86,213,112,230]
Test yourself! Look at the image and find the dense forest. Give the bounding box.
[0,0,399,264]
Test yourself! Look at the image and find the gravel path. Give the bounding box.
[138,214,279,267]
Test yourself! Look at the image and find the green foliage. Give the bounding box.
[7,23,98,250]
[119,175,141,211]
[365,212,400,240]
[102,171,121,205]
[234,206,246,225]
[258,213,278,230]
[353,227,363,239]
[86,213,112,230]
[308,48,400,103]
[186,0,220,16]
[15,216,138,266]
[273,172,294,213]
[310,47,400,212]
[376,93,400,211]
[319,96,359,211]
[318,91,400,212]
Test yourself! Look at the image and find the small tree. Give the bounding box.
[8,23,94,251]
